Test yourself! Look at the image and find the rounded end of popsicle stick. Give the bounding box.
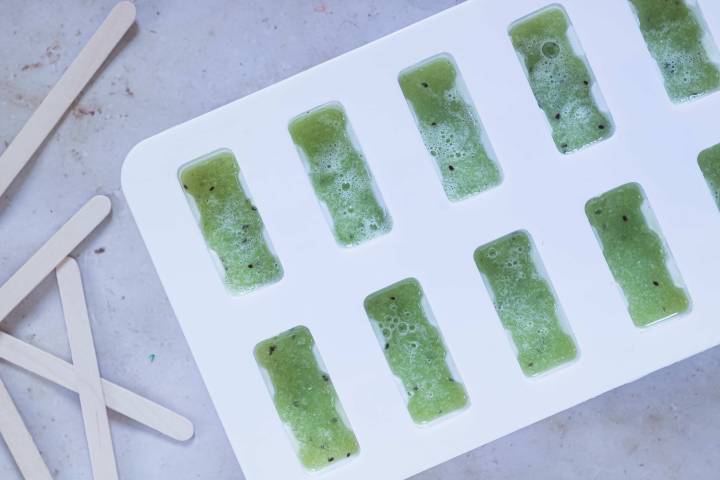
[88,195,112,217]
[113,1,137,24]
[56,256,80,273]
[175,418,195,442]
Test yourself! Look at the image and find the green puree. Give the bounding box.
[364,279,468,424]
[255,326,359,471]
[180,152,283,293]
[586,183,690,327]
[629,0,720,103]
[289,104,392,247]
[474,231,577,376]
[398,55,502,201]
[510,7,613,153]
[699,143,720,208]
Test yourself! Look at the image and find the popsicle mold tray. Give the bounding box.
[121,1,720,478]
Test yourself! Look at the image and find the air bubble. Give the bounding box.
[542,41,560,58]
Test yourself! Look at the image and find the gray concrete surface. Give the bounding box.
[1,1,719,479]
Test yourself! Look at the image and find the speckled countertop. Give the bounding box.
[1,1,719,479]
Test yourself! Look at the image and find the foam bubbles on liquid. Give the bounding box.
[364,279,469,423]
[630,0,720,102]
[399,56,502,201]
[511,8,613,153]
[180,153,283,294]
[475,232,578,376]
[292,105,391,247]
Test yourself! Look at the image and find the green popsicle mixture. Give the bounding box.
[586,183,690,327]
[255,326,359,470]
[510,6,613,153]
[629,0,720,103]
[289,104,392,246]
[398,55,502,201]
[474,231,577,376]
[180,151,283,293]
[364,278,468,424]
[699,143,720,209]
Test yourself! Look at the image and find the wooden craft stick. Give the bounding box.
[0,195,111,322]
[0,332,194,441]
[57,257,118,480]
[0,2,136,198]
[0,378,52,480]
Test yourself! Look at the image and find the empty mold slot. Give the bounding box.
[363,278,469,425]
[178,149,284,294]
[627,0,720,103]
[585,182,691,327]
[288,102,393,247]
[398,53,503,202]
[509,4,614,154]
[474,230,579,377]
[254,326,360,472]
[698,143,720,209]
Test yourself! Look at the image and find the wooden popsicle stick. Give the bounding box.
[0,378,52,480]
[0,2,136,198]
[0,195,111,322]
[57,257,118,480]
[0,331,194,442]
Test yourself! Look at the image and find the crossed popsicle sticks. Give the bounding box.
[0,2,186,477]
[0,196,194,479]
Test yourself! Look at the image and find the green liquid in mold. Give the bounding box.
[629,0,720,103]
[180,151,283,293]
[364,278,468,424]
[255,326,359,471]
[510,6,613,153]
[289,104,392,247]
[474,231,578,376]
[586,183,690,327]
[699,143,720,208]
[398,55,502,201]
